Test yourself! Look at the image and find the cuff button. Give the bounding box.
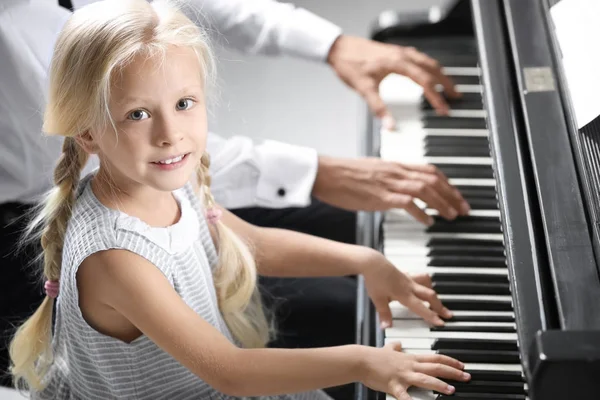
[277,188,286,197]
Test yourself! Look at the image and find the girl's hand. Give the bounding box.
[363,251,452,328]
[361,343,470,400]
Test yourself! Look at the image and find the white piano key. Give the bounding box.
[384,127,489,138]
[385,257,507,271]
[449,178,496,186]
[392,319,515,330]
[428,109,487,118]
[383,231,504,242]
[387,209,500,219]
[423,156,493,165]
[423,128,489,137]
[390,302,513,321]
[388,335,517,350]
[439,294,511,302]
[386,259,507,272]
[386,389,437,400]
[443,66,481,76]
[443,83,481,93]
[385,266,508,277]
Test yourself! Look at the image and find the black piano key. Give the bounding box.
[464,370,524,382]
[422,100,484,111]
[433,281,510,295]
[424,135,489,148]
[422,92,483,111]
[431,338,518,352]
[441,299,513,312]
[449,381,525,395]
[423,116,487,130]
[425,146,491,158]
[445,314,514,323]
[462,198,499,210]
[437,349,520,364]
[454,186,497,198]
[447,75,481,85]
[428,255,506,268]
[436,394,526,400]
[428,247,505,257]
[432,273,508,284]
[427,238,504,249]
[433,164,494,179]
[427,216,501,234]
[430,325,516,333]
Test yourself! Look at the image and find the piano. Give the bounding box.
[355,1,600,399]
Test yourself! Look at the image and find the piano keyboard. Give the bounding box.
[378,64,527,399]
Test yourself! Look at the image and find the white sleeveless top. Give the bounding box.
[33,173,331,400]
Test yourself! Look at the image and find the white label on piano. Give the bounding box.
[551,0,600,128]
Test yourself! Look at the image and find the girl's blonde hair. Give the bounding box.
[10,0,270,391]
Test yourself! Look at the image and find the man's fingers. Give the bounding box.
[386,179,458,221]
[401,165,470,215]
[406,172,468,217]
[363,86,392,120]
[405,48,460,99]
[404,47,460,101]
[400,62,449,115]
[400,199,433,226]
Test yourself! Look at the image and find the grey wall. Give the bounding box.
[210,0,448,158]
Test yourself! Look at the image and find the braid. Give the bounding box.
[42,137,89,281]
[9,137,88,390]
[196,152,271,348]
[197,152,214,207]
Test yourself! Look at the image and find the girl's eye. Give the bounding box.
[176,98,195,111]
[128,110,149,121]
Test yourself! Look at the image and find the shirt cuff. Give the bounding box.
[278,8,342,62]
[255,140,318,208]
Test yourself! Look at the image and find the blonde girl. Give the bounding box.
[9,1,469,399]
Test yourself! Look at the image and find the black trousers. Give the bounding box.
[0,203,44,388]
[231,199,358,399]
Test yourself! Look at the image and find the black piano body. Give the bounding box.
[355,1,600,399]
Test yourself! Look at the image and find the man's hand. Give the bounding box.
[327,35,460,129]
[312,156,470,225]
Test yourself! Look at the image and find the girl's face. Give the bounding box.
[89,45,208,194]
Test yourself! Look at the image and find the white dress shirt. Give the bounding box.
[0,0,341,207]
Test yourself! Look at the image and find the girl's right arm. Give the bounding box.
[78,249,468,399]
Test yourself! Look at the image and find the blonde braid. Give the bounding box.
[197,152,271,348]
[9,137,89,390]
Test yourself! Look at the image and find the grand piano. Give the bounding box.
[355,0,600,399]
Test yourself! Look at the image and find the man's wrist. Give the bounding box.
[326,34,346,66]
[312,155,335,199]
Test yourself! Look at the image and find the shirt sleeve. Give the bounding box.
[182,0,342,62]
[207,133,318,209]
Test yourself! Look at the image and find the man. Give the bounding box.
[0,1,468,397]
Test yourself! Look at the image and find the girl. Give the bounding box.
[9,1,469,399]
